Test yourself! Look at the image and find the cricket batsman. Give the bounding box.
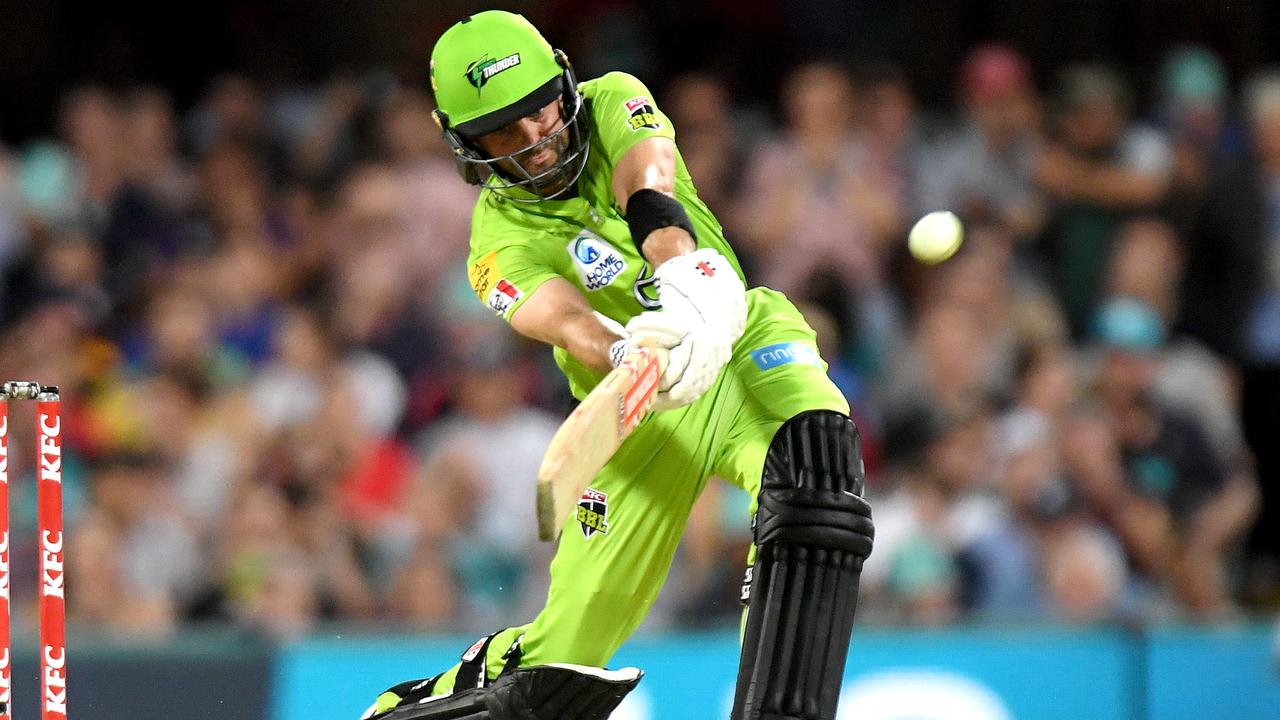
[362,11,874,720]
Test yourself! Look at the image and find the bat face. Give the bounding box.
[536,343,668,540]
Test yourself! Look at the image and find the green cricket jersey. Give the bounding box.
[465,71,746,399]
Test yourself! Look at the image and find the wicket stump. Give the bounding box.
[0,381,67,720]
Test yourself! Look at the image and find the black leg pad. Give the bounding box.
[732,410,874,720]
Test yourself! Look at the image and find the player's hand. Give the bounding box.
[606,311,693,405]
[624,311,728,411]
[653,248,747,345]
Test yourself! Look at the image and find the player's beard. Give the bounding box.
[500,129,575,198]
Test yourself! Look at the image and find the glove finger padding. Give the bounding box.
[627,311,726,412]
[624,311,687,347]
[625,311,692,393]
[659,331,729,410]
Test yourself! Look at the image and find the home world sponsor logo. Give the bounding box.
[567,232,627,291]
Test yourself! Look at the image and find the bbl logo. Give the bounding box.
[623,96,660,131]
[577,488,610,539]
[465,53,522,94]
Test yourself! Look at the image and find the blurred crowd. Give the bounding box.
[0,39,1273,640]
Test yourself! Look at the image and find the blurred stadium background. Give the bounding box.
[0,0,1278,718]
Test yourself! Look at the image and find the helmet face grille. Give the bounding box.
[454,73,591,202]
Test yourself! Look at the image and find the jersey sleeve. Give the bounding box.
[586,72,677,168]
[466,207,560,323]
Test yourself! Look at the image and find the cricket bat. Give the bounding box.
[536,342,668,541]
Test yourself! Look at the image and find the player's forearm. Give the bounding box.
[560,311,623,373]
[613,136,698,264]
[524,309,618,374]
[613,136,678,207]
[510,278,621,373]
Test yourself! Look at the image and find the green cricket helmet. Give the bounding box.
[430,10,589,201]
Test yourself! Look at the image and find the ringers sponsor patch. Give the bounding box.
[567,231,627,291]
[469,251,501,298]
[486,278,523,317]
[577,488,610,538]
[749,341,824,371]
[623,96,660,131]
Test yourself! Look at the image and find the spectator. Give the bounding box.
[376,89,478,297]
[967,410,1067,619]
[407,332,559,628]
[186,74,267,157]
[0,141,29,304]
[881,251,1017,419]
[663,73,751,232]
[1104,217,1249,468]
[69,452,202,634]
[1037,65,1174,336]
[1183,71,1280,580]
[1043,522,1130,622]
[121,86,198,215]
[1010,340,1078,431]
[672,476,754,625]
[1156,46,1234,231]
[738,62,904,307]
[860,64,927,220]
[919,45,1044,243]
[1090,297,1257,616]
[132,282,249,388]
[863,403,997,623]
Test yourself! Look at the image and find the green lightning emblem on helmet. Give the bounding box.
[465,53,522,94]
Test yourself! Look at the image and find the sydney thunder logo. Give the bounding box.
[465,53,522,94]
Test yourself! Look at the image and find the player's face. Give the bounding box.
[474,98,567,177]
